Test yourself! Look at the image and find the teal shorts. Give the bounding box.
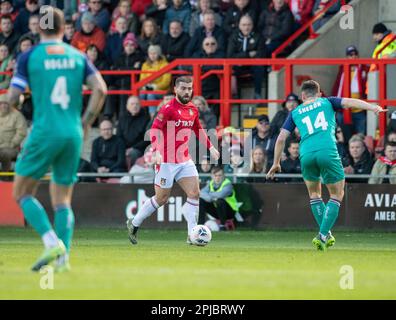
[300,149,345,184]
[15,135,82,186]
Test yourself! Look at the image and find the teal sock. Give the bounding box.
[310,198,325,227]
[54,205,75,253]
[19,196,52,236]
[320,198,341,236]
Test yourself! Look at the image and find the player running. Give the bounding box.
[126,76,220,245]
[267,80,386,251]
[8,7,107,271]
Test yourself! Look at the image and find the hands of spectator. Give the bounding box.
[249,51,257,58]
[98,167,109,173]
[266,164,281,180]
[133,62,141,69]
[7,59,15,71]
[265,38,271,45]
[344,166,354,174]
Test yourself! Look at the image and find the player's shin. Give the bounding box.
[132,196,160,227]
[54,204,75,253]
[320,198,341,239]
[182,198,199,235]
[309,198,325,227]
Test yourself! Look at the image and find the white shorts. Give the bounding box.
[154,159,198,189]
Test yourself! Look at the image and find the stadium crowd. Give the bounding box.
[1,0,396,188]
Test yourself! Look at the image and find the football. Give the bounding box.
[190,225,212,246]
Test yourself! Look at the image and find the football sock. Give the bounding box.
[182,198,199,235]
[320,198,341,236]
[19,195,53,237]
[132,196,159,227]
[310,198,325,227]
[42,230,60,249]
[54,204,75,253]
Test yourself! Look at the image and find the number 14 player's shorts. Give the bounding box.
[155,159,199,189]
[300,149,345,184]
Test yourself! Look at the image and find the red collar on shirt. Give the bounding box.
[379,156,396,166]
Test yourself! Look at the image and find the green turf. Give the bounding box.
[1,227,396,299]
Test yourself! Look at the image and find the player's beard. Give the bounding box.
[177,92,192,105]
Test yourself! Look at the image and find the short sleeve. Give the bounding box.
[327,97,343,111]
[84,55,98,82]
[10,50,32,91]
[282,113,296,133]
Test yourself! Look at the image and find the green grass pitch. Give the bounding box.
[1,227,396,299]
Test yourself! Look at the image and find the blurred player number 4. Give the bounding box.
[150,304,245,317]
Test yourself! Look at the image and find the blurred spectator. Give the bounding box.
[14,34,33,60]
[91,120,127,174]
[145,0,168,31]
[189,0,222,37]
[198,166,238,231]
[0,94,27,172]
[246,146,267,182]
[369,142,396,184]
[192,95,217,130]
[160,19,190,62]
[214,0,234,14]
[131,0,152,19]
[288,0,314,28]
[0,14,20,54]
[163,0,191,34]
[0,1,17,25]
[219,126,241,165]
[369,23,396,72]
[312,0,341,31]
[333,45,369,135]
[104,16,129,65]
[343,134,374,182]
[117,96,151,168]
[224,147,249,175]
[23,14,39,44]
[270,93,299,136]
[258,0,294,57]
[223,0,257,37]
[227,14,265,99]
[71,11,106,53]
[63,19,76,44]
[137,18,162,56]
[185,10,226,57]
[76,0,111,33]
[198,155,213,183]
[110,0,139,35]
[0,43,11,89]
[14,0,39,35]
[249,115,276,168]
[335,125,348,160]
[86,44,108,70]
[120,147,156,184]
[281,139,301,181]
[105,33,144,120]
[139,44,172,117]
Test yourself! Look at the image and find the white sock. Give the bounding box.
[42,230,59,249]
[132,197,159,227]
[56,253,69,265]
[182,198,199,235]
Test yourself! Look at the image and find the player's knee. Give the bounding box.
[186,190,200,200]
[309,192,321,199]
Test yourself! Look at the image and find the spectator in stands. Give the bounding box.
[333,45,369,135]
[14,34,32,59]
[192,95,217,130]
[163,0,191,34]
[186,10,226,57]
[312,0,341,31]
[105,33,144,120]
[63,19,76,44]
[288,0,314,29]
[270,93,300,136]
[13,0,39,35]
[0,1,17,24]
[86,44,108,70]
[224,146,249,175]
[227,14,265,99]
[0,43,11,89]
[258,0,294,57]
[104,16,129,65]
[249,115,276,168]
[369,142,396,184]
[117,96,151,167]
[0,94,27,172]
[370,23,396,72]
[343,134,374,182]
[138,18,162,56]
[247,146,267,182]
[76,0,111,33]
[189,0,222,37]
[145,0,168,31]
[199,166,238,231]
[281,139,301,180]
[139,44,172,117]
[23,14,39,44]
[110,0,139,35]
[160,19,190,62]
[121,147,156,184]
[223,0,257,37]
[131,0,152,19]
[198,155,212,183]
[336,125,348,160]
[72,11,106,53]
[0,14,19,53]
[220,126,241,166]
[91,120,127,174]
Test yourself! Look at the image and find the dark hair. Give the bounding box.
[39,6,65,36]
[211,166,223,175]
[175,76,193,87]
[385,141,396,149]
[301,80,320,97]
[0,14,12,22]
[65,19,74,26]
[18,34,34,47]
